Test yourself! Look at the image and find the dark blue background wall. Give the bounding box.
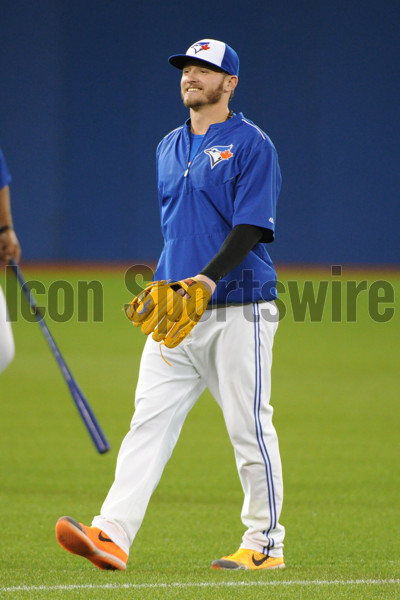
[1,1,399,265]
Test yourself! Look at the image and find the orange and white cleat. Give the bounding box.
[55,516,128,571]
[211,548,285,570]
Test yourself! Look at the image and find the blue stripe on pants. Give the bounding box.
[253,302,277,553]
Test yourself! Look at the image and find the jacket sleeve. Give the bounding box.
[232,140,281,241]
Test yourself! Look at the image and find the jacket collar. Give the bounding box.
[183,111,243,139]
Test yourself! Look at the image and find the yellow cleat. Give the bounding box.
[55,516,128,571]
[211,548,285,570]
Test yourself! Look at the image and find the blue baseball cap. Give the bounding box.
[169,39,239,77]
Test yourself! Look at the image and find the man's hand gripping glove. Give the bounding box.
[124,278,212,349]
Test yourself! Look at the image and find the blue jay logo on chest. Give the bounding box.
[204,145,234,169]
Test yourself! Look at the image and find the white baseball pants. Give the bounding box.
[93,301,285,557]
[0,285,14,374]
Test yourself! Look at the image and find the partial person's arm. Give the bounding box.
[195,224,270,295]
[0,185,21,264]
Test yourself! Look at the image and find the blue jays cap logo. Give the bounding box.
[191,41,211,54]
[204,145,234,169]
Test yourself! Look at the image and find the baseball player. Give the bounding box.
[56,39,285,571]
[0,146,20,373]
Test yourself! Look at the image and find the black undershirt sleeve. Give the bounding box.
[199,224,273,284]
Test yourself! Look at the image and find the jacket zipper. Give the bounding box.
[184,131,208,178]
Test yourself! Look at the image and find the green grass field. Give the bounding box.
[0,266,399,599]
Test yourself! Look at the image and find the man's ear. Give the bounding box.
[225,75,238,93]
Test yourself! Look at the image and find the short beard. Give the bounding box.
[181,81,225,110]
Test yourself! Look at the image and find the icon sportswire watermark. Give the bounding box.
[2,264,396,324]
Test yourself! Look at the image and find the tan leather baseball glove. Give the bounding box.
[125,278,211,348]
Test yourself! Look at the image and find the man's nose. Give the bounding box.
[183,69,198,81]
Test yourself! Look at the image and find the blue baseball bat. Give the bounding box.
[9,259,110,454]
